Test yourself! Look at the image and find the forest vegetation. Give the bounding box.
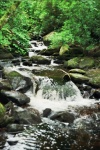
[0,0,100,55]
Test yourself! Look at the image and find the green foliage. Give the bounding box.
[0,0,100,55]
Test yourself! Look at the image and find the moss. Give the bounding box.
[67,57,80,68]
[87,69,100,87]
[7,71,22,78]
[79,57,95,69]
[0,103,6,123]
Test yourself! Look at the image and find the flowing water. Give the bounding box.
[1,41,100,150]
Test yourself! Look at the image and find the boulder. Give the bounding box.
[7,124,24,132]
[69,73,89,83]
[64,57,95,69]
[13,107,41,124]
[50,111,75,123]
[30,55,51,64]
[0,79,12,90]
[87,69,100,87]
[32,68,70,83]
[91,89,100,99]
[79,57,95,69]
[69,69,86,74]
[3,70,33,92]
[43,31,56,46]
[59,44,69,56]
[43,108,52,117]
[0,90,30,106]
[0,49,14,59]
[65,57,80,68]
[0,103,6,124]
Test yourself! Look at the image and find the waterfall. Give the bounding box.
[28,40,47,57]
[2,40,99,150]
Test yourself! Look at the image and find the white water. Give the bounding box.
[28,40,47,57]
[28,80,97,114]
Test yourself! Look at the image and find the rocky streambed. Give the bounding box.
[0,42,100,149]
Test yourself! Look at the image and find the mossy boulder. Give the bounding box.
[64,57,80,68]
[3,70,32,92]
[0,103,6,124]
[0,79,12,90]
[79,57,95,69]
[30,55,51,64]
[59,44,69,56]
[69,69,86,74]
[32,68,70,83]
[64,57,95,69]
[69,73,89,83]
[87,69,100,87]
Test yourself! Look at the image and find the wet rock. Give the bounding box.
[33,68,70,83]
[50,111,75,123]
[92,89,100,99]
[0,60,13,69]
[43,108,52,117]
[7,124,24,132]
[69,73,89,84]
[0,103,14,127]
[23,60,32,66]
[30,55,51,64]
[0,90,30,106]
[3,70,33,92]
[0,79,12,90]
[0,135,6,149]
[13,107,41,124]
[7,138,18,145]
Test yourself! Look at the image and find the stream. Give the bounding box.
[0,41,100,150]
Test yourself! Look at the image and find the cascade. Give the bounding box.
[1,40,100,150]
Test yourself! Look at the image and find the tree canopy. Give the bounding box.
[0,0,100,55]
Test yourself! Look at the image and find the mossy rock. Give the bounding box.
[4,70,32,91]
[65,57,80,68]
[64,57,95,69]
[79,57,95,69]
[43,31,56,46]
[69,69,86,74]
[30,55,51,64]
[87,69,100,87]
[0,103,6,123]
[32,69,70,83]
[59,44,69,56]
[69,73,89,83]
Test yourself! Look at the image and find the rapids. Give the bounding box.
[1,41,100,150]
